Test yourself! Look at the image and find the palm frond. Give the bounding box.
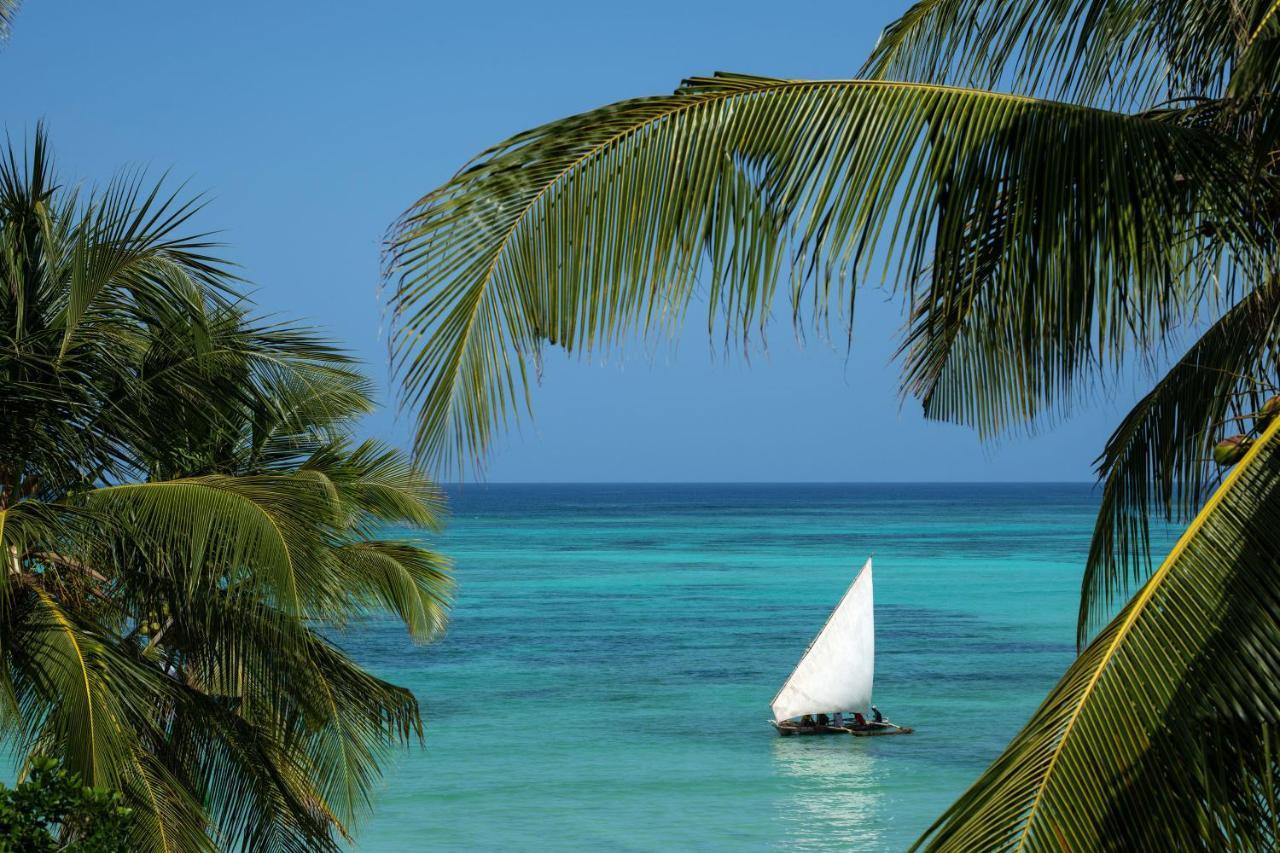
[245,366,375,470]
[1082,276,1280,642]
[84,476,341,616]
[130,303,375,477]
[161,589,421,848]
[295,637,420,834]
[1230,5,1280,100]
[387,73,1263,471]
[162,681,340,853]
[20,589,133,787]
[917,415,1280,850]
[121,749,213,853]
[8,590,209,853]
[302,439,447,531]
[334,541,451,642]
[865,0,1268,107]
[57,169,229,360]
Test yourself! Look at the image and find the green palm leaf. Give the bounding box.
[21,589,126,786]
[297,639,419,835]
[335,541,451,641]
[917,415,1280,850]
[122,750,212,853]
[865,0,1267,106]
[84,477,333,615]
[387,72,1261,471]
[14,591,210,852]
[163,589,421,849]
[1081,277,1280,641]
[57,173,227,361]
[302,439,447,531]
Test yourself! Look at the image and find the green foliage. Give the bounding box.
[385,73,1271,474]
[0,128,452,851]
[384,0,1280,847]
[918,417,1280,849]
[0,756,132,852]
[1082,276,1280,640]
[864,0,1262,108]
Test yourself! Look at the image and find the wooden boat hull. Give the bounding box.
[771,720,913,737]
[848,723,913,736]
[771,721,848,736]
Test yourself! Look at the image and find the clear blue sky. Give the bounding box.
[4,1,1166,482]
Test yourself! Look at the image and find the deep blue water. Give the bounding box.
[346,483,1166,850]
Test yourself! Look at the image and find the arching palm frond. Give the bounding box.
[121,750,212,853]
[865,0,1268,107]
[7,590,212,853]
[154,588,421,851]
[174,707,336,853]
[291,631,422,834]
[16,590,138,787]
[84,477,339,617]
[131,301,374,478]
[1081,276,1280,642]
[384,0,1280,848]
[918,416,1280,851]
[334,540,451,641]
[56,170,229,359]
[303,439,446,531]
[0,127,234,498]
[387,72,1260,471]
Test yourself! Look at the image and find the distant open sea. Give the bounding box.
[347,483,1174,851]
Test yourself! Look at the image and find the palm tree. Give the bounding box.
[1,128,451,851]
[384,1,1280,848]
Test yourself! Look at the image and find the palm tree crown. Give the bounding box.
[1,128,451,851]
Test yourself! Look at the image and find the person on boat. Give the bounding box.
[816,713,829,727]
[852,712,866,727]
[831,712,844,727]
[871,705,884,723]
[800,714,814,728]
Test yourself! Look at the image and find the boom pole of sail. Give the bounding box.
[770,558,874,722]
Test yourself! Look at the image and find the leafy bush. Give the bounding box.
[0,757,131,851]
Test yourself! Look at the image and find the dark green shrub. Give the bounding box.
[0,757,131,851]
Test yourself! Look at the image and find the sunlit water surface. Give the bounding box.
[342,483,1170,850]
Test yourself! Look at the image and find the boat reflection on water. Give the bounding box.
[770,738,888,849]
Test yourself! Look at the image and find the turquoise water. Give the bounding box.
[349,484,1167,851]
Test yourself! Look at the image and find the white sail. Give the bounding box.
[771,558,874,722]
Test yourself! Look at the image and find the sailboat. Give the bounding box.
[770,558,912,736]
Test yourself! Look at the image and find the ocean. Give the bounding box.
[348,483,1170,851]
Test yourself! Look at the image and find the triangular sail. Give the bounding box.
[771,558,874,722]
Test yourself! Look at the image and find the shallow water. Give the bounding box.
[348,483,1169,850]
